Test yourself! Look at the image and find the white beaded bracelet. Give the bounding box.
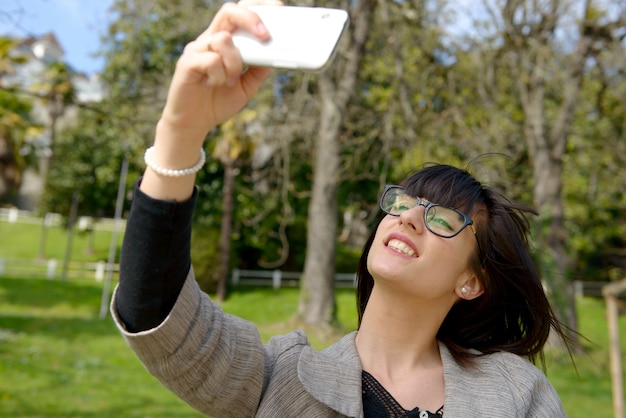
[144,146,206,177]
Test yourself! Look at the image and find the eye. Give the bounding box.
[392,197,413,211]
[426,207,458,233]
[391,194,416,212]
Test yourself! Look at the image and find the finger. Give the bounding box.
[238,0,284,7]
[215,36,248,86]
[178,37,228,87]
[240,66,271,96]
[204,2,274,41]
[203,32,246,86]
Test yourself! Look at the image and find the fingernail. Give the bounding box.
[256,22,267,35]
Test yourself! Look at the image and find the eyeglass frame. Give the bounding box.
[379,184,478,239]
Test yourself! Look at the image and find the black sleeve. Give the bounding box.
[114,179,197,332]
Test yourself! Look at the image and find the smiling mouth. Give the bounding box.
[387,239,417,257]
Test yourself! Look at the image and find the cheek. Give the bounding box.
[365,227,403,279]
[434,240,477,282]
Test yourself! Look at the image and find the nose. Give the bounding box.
[397,203,426,234]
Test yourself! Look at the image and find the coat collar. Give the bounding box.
[297,331,364,417]
[296,331,480,417]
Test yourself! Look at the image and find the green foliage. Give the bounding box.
[39,107,135,220]
[29,0,624,325]
[100,0,221,149]
[190,226,221,293]
[30,61,76,112]
[0,35,41,203]
[0,89,38,202]
[564,69,626,281]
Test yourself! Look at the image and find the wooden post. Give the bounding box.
[603,279,626,418]
[605,295,624,418]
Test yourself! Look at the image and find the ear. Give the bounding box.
[456,273,484,300]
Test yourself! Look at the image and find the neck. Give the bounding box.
[355,287,449,377]
[355,287,449,412]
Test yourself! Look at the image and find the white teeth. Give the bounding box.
[387,239,416,257]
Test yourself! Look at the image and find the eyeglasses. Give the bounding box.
[379,185,476,239]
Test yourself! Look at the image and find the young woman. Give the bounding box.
[111,2,569,417]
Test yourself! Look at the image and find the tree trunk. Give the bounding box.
[507,0,594,347]
[216,161,236,302]
[297,0,376,326]
[298,90,341,324]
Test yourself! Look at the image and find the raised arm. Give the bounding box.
[114,1,281,331]
[141,1,280,202]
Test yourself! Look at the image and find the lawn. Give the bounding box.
[0,274,624,417]
[0,221,122,263]
[0,219,624,416]
[0,275,360,417]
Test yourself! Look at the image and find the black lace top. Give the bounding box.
[362,371,444,418]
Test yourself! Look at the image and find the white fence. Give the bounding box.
[0,207,126,232]
[0,258,119,281]
[0,262,353,289]
[231,268,357,289]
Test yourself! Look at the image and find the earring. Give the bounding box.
[461,287,467,294]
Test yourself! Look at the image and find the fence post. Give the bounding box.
[0,258,4,276]
[8,208,18,223]
[46,259,57,280]
[95,261,106,282]
[272,270,282,289]
[232,268,240,286]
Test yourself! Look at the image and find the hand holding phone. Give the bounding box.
[232,6,349,72]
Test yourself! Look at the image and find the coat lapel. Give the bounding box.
[297,331,364,417]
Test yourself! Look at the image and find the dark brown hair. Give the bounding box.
[355,163,569,368]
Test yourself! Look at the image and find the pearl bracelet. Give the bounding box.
[144,146,206,177]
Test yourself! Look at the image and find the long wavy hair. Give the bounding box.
[355,163,569,368]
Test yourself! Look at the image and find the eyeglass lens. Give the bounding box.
[381,188,467,238]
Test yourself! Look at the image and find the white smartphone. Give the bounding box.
[232,6,349,72]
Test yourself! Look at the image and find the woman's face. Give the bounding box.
[366,198,481,301]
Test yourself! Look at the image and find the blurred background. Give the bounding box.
[0,0,624,416]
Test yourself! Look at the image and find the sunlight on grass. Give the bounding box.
[0,275,624,417]
[0,276,205,417]
[0,222,123,262]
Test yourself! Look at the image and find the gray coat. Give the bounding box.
[112,269,567,417]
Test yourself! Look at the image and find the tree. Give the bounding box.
[430,0,625,344]
[101,0,221,154]
[297,0,376,326]
[212,109,260,302]
[0,89,36,202]
[30,61,75,154]
[39,107,127,220]
[565,7,626,283]
[0,36,39,203]
[494,0,626,344]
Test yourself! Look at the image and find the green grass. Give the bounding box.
[549,297,624,416]
[0,221,123,262]
[1,219,624,416]
[0,276,205,417]
[0,275,624,417]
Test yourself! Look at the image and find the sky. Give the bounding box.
[0,0,114,75]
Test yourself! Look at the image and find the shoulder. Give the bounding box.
[477,350,545,381]
[264,329,311,370]
[440,344,566,417]
[480,351,566,417]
